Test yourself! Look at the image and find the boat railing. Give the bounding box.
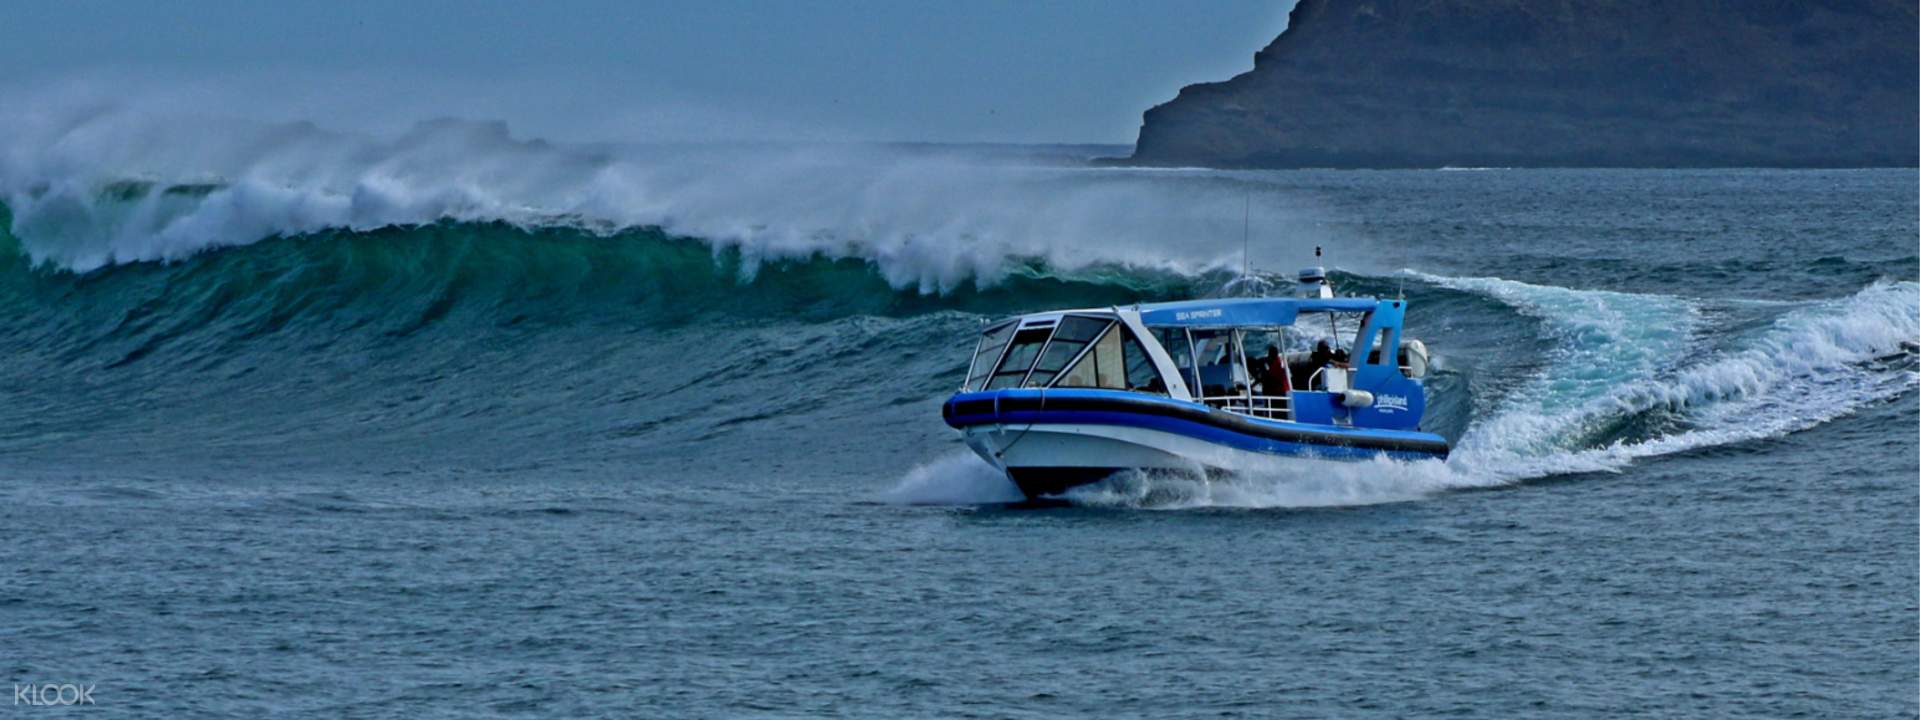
[1201,393,1292,421]
[1306,366,1354,393]
[1308,362,1420,385]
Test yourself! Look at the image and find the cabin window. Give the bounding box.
[1054,324,1163,393]
[964,322,1017,392]
[1122,330,1163,392]
[1056,324,1121,389]
[1024,316,1110,387]
[1151,327,1197,392]
[1240,329,1289,396]
[1365,327,1395,366]
[984,327,1053,390]
[1187,328,1246,398]
[1289,310,1372,362]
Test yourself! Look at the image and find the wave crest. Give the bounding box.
[0,112,1333,288]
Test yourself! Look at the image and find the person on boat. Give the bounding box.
[1213,344,1237,367]
[1294,340,1334,389]
[1257,344,1290,395]
[1198,342,1238,397]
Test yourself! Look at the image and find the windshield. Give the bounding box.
[967,316,1167,394]
[963,321,1017,392]
[1024,316,1110,387]
[1053,324,1165,394]
[984,328,1052,390]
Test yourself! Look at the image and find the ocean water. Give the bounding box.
[0,120,1915,717]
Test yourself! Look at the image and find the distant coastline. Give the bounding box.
[1115,0,1920,169]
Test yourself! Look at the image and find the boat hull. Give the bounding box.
[945,389,1449,499]
[959,422,1215,497]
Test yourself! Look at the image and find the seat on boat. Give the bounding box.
[1197,362,1237,396]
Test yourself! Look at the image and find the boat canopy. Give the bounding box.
[1135,297,1379,327]
[982,297,1386,333]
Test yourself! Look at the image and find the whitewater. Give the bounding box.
[3,112,1915,718]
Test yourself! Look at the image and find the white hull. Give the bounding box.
[961,422,1245,496]
[970,422,1249,469]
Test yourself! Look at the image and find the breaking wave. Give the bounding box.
[0,212,1208,336]
[0,111,1337,285]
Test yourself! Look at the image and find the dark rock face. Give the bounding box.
[1127,0,1918,168]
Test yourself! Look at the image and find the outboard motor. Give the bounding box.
[1297,266,1333,299]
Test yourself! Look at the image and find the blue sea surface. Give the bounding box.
[0,147,1914,717]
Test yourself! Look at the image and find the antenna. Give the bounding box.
[1398,239,1407,301]
[1317,245,1328,298]
[1241,189,1251,286]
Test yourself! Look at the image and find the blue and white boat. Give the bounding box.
[942,269,1448,499]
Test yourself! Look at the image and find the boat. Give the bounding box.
[940,267,1449,499]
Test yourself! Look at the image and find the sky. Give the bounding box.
[5,0,1297,145]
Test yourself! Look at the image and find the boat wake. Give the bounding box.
[882,450,1491,510]
[1435,275,1920,483]
[1060,456,1478,510]
[882,452,1027,505]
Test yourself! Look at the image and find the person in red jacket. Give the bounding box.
[1257,344,1290,396]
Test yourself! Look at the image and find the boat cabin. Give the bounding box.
[960,297,1431,431]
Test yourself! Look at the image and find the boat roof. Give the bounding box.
[998,296,1383,329]
[1135,297,1380,327]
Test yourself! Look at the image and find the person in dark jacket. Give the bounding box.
[1295,340,1335,390]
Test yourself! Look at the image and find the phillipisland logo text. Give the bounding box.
[15,684,95,706]
[1374,394,1409,412]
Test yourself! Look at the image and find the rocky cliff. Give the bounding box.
[1125,0,1918,168]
